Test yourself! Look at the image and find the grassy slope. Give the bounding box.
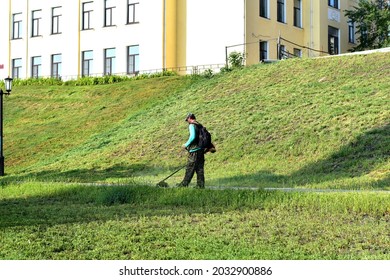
[2,52,390,190]
[1,52,390,260]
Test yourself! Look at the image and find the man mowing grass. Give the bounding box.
[177,113,209,189]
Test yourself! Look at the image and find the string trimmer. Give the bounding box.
[156,165,186,188]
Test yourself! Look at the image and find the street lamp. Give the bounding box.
[0,77,13,176]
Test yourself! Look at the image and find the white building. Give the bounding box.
[0,0,245,80]
[1,0,362,81]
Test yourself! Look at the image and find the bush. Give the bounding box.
[11,72,179,88]
[202,69,214,78]
[219,66,232,74]
[228,51,245,69]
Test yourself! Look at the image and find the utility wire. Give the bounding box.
[280,36,329,54]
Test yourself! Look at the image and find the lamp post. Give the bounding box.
[0,77,13,176]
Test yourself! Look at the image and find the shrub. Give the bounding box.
[202,69,214,78]
[228,51,245,69]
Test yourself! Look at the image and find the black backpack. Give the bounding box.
[196,123,212,149]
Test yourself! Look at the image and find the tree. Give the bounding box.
[345,0,390,51]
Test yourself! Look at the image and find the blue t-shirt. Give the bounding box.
[184,123,201,152]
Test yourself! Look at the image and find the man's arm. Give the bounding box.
[184,124,196,148]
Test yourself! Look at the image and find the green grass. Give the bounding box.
[1,183,389,259]
[3,53,389,189]
[0,52,389,259]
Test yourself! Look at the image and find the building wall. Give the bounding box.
[2,0,244,79]
[245,0,306,64]
[186,0,245,68]
[3,0,165,80]
[0,0,360,81]
[245,0,359,64]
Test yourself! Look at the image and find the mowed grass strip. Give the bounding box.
[0,183,389,260]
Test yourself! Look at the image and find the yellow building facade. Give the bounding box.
[241,0,360,64]
[163,0,187,71]
[164,0,360,69]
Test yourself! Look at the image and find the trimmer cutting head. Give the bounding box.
[156,165,186,188]
[156,181,169,188]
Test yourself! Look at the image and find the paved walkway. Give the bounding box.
[76,182,390,193]
[211,186,390,193]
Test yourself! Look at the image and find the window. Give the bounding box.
[104,48,116,75]
[127,1,139,24]
[277,0,285,23]
[12,13,23,39]
[32,56,42,78]
[294,0,302,28]
[51,54,62,79]
[293,48,302,58]
[260,41,268,61]
[82,2,93,30]
[328,26,339,55]
[348,20,355,43]
[279,45,286,59]
[259,0,269,18]
[104,0,116,27]
[52,7,62,34]
[82,51,93,77]
[32,10,42,37]
[127,0,139,24]
[127,45,139,74]
[12,58,22,79]
[328,0,339,9]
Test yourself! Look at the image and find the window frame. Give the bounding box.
[31,56,42,78]
[293,0,302,28]
[104,48,116,75]
[127,1,139,24]
[279,44,286,59]
[12,13,23,39]
[31,9,42,37]
[82,50,93,77]
[52,6,62,35]
[277,0,286,23]
[259,41,268,61]
[12,58,22,79]
[259,0,269,19]
[328,26,340,55]
[104,0,116,27]
[348,20,355,44]
[127,45,140,74]
[51,54,62,79]
[293,48,302,58]
[328,0,339,9]
[82,1,93,30]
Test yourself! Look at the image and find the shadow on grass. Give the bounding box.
[293,123,389,181]
[213,123,390,189]
[0,183,285,228]
[2,163,154,184]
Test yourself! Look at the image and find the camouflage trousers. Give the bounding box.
[179,150,205,188]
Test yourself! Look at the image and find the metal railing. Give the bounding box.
[27,63,226,81]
